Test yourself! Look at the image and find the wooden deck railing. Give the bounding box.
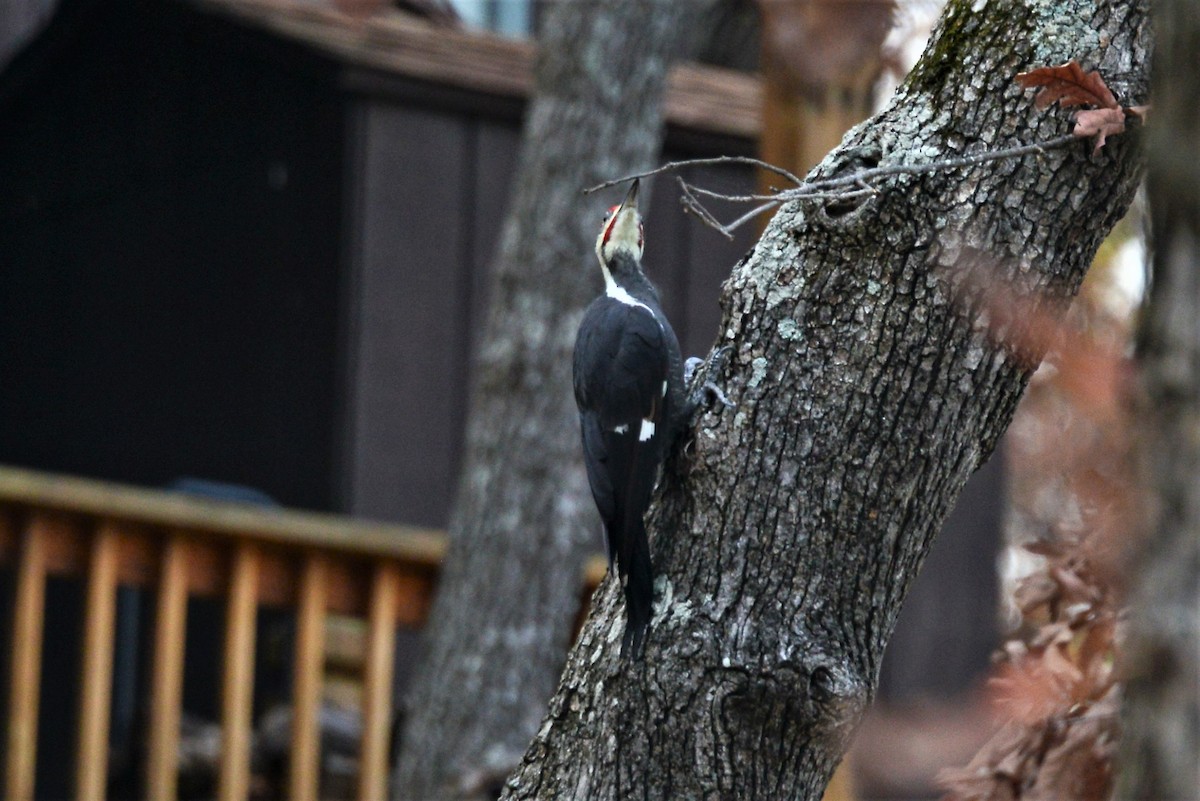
[0,465,462,801]
[0,466,869,801]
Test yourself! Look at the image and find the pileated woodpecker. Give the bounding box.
[573,179,690,659]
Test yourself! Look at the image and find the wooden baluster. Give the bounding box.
[219,543,259,801]
[77,523,120,801]
[147,535,189,801]
[358,563,399,801]
[5,518,48,801]
[289,554,328,801]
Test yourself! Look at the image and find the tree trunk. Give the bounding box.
[1118,0,1200,796]
[391,3,695,798]
[500,1,1150,799]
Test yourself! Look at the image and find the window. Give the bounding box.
[447,0,532,37]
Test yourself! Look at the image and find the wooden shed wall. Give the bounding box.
[0,1,762,530]
[0,2,348,512]
[340,100,759,526]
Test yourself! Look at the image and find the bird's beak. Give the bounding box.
[618,178,640,213]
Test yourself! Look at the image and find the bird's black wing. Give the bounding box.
[578,411,616,560]
[573,297,670,534]
[573,296,668,657]
[574,300,668,428]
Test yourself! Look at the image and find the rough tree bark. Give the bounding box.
[1118,0,1200,796]
[391,3,697,798]
[500,1,1150,799]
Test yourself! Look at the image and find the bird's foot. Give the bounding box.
[697,379,733,410]
[685,346,735,414]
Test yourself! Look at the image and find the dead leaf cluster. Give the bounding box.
[940,267,1139,801]
[938,689,1118,801]
[993,558,1116,724]
[1016,60,1150,154]
[940,536,1121,801]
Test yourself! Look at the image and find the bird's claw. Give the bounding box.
[685,346,735,412]
[698,380,733,409]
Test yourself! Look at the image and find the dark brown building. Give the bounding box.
[0,5,762,796]
[0,0,761,528]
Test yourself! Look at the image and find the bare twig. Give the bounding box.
[584,156,804,195]
[717,202,785,239]
[677,177,733,236]
[775,133,1078,201]
[683,184,783,204]
[663,133,1079,237]
[681,197,782,241]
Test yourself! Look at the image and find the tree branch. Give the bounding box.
[656,133,1081,239]
[583,155,805,194]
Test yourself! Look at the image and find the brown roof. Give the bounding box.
[193,0,762,139]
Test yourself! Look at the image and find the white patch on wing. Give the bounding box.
[639,419,656,441]
[613,424,629,434]
[661,380,668,397]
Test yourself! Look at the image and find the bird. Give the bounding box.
[572,178,691,659]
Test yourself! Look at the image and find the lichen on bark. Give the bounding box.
[501,1,1150,799]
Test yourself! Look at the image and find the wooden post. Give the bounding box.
[219,542,259,801]
[5,518,47,801]
[76,524,120,801]
[289,554,328,801]
[358,564,399,801]
[757,0,890,192]
[147,535,190,801]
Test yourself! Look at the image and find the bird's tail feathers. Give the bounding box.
[618,515,653,660]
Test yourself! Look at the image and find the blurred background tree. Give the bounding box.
[389,3,706,798]
[1119,0,1200,795]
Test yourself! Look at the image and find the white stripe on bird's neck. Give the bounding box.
[601,263,652,313]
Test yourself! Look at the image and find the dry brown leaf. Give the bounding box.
[1016,60,1119,110]
[1023,539,1063,559]
[1076,618,1116,694]
[990,657,1074,723]
[1052,335,1128,419]
[938,722,1029,801]
[1014,572,1060,617]
[993,745,1028,783]
[938,766,1019,801]
[1030,620,1075,650]
[1074,107,1127,153]
[940,208,1134,801]
[1025,701,1117,801]
[1049,564,1099,608]
[1015,61,1140,152]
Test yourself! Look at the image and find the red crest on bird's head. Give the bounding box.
[597,180,643,262]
